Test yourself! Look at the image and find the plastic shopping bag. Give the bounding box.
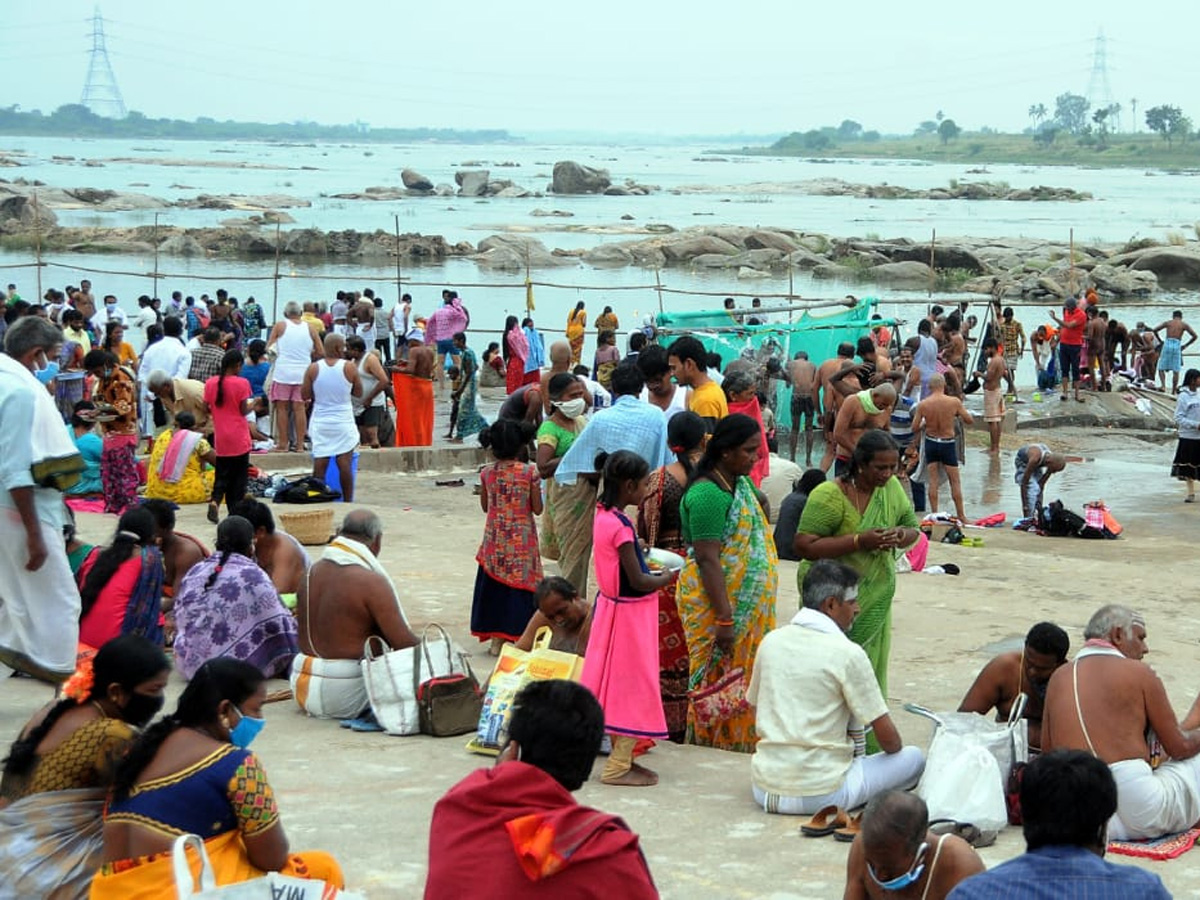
[173,834,363,899]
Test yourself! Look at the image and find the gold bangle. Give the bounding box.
[853,533,861,550]
[715,618,734,628]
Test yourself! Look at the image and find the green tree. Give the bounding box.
[1028,103,1048,128]
[837,119,863,141]
[1145,104,1188,146]
[1054,93,1090,134]
[915,120,937,135]
[938,118,961,144]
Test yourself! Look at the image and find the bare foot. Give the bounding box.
[603,764,659,787]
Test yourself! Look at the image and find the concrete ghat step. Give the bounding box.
[253,445,487,475]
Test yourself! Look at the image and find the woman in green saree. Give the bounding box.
[794,429,919,699]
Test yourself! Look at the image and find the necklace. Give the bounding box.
[846,477,871,515]
[712,469,734,493]
[91,701,109,719]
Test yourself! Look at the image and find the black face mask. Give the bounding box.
[121,692,165,727]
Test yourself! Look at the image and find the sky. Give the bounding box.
[4,0,1200,139]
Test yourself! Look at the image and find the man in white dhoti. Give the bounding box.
[1042,604,1200,841]
[291,510,417,719]
[302,333,362,501]
[0,317,86,683]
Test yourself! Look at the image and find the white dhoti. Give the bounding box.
[0,508,80,679]
[290,654,369,720]
[1108,757,1200,841]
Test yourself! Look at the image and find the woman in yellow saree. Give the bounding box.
[144,412,216,505]
[565,301,587,367]
[90,659,343,899]
[677,414,778,753]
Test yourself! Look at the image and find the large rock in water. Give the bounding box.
[1127,248,1200,287]
[660,235,739,263]
[0,194,56,229]
[744,230,799,253]
[401,168,434,191]
[1088,263,1156,297]
[475,235,569,269]
[158,234,206,257]
[455,169,489,197]
[551,161,611,194]
[871,261,936,287]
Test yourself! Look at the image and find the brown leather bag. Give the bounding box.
[412,624,482,737]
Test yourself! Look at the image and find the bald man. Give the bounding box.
[831,383,897,477]
[302,332,362,501]
[541,339,591,415]
[912,374,973,522]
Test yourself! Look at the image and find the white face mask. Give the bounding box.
[554,398,588,418]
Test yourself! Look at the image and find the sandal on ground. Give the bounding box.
[929,818,997,848]
[1186,495,1196,503]
[800,804,848,837]
[833,810,865,843]
[207,502,219,524]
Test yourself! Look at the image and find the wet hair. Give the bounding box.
[141,497,176,532]
[1026,622,1070,661]
[691,413,761,487]
[609,363,644,398]
[801,559,859,611]
[507,679,604,792]
[230,498,275,534]
[846,429,899,481]
[856,336,875,358]
[479,418,535,461]
[112,658,264,801]
[983,338,998,353]
[2,635,168,780]
[594,449,650,509]
[795,467,827,496]
[71,400,97,429]
[214,349,243,407]
[667,411,706,481]
[534,575,578,605]
[1003,307,1014,319]
[80,507,158,622]
[636,344,671,381]
[247,339,267,364]
[1022,749,1117,851]
[205,516,254,590]
[666,335,707,370]
[836,341,856,359]
[547,372,579,400]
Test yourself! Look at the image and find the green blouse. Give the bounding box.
[680,478,738,543]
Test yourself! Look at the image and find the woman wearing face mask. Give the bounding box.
[0,635,170,898]
[91,658,344,898]
[535,372,592,589]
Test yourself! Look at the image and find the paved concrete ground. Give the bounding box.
[4,393,1199,898]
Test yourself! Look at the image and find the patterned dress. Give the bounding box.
[471,461,543,642]
[454,347,488,440]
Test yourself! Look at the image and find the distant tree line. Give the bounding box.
[1026,93,1194,150]
[0,104,513,143]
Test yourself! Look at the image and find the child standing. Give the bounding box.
[445,365,462,439]
[582,450,675,786]
[471,419,543,653]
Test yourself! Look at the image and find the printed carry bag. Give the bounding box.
[467,627,583,755]
[361,627,471,736]
[172,834,364,899]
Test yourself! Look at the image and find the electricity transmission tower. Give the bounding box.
[80,6,126,118]
[1085,29,1118,131]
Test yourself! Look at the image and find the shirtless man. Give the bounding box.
[498,382,544,427]
[1084,305,1109,391]
[230,498,309,603]
[981,338,1006,454]
[292,510,418,720]
[1104,314,1129,371]
[1153,309,1198,394]
[911,374,973,522]
[845,791,984,900]
[958,622,1069,750]
[541,340,591,415]
[940,316,967,385]
[396,338,434,380]
[1130,322,1159,382]
[832,383,897,476]
[786,351,818,465]
[1042,605,1200,841]
[817,343,860,471]
[856,335,892,381]
[1013,443,1066,521]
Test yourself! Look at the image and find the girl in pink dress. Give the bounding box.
[582,450,675,786]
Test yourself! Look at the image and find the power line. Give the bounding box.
[79,6,126,119]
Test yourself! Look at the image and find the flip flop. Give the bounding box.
[928,819,996,848]
[800,804,848,837]
[833,810,865,843]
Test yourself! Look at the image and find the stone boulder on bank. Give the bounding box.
[870,261,936,287]
[1087,263,1156,297]
[1121,247,1200,287]
[0,194,56,229]
[475,235,570,269]
[401,168,434,192]
[551,161,611,194]
[456,169,489,197]
[659,234,740,263]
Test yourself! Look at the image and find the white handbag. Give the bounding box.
[172,834,363,899]
[361,625,470,736]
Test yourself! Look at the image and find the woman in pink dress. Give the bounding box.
[581,450,675,787]
[502,315,530,395]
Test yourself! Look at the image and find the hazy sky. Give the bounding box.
[5,0,1199,138]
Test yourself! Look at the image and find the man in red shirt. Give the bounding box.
[1049,297,1086,402]
[425,680,659,899]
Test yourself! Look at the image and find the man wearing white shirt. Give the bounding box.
[138,317,192,438]
[749,560,924,816]
[392,293,412,359]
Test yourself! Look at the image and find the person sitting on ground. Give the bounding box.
[229,498,310,606]
[514,576,593,655]
[67,400,105,497]
[173,516,298,681]
[77,507,165,650]
[292,510,418,721]
[748,560,925,816]
[957,622,1070,751]
[1042,604,1200,841]
[846,791,984,900]
[947,750,1171,899]
[1013,443,1067,522]
[141,497,209,615]
[0,636,170,898]
[144,411,216,505]
[912,374,973,522]
[424,679,659,900]
[90,658,345,898]
[773,468,827,561]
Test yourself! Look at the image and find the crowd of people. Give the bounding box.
[0,283,1195,898]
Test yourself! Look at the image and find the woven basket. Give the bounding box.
[276,507,334,546]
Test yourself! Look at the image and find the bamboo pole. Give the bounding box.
[393,215,403,302]
[271,223,282,324]
[928,228,936,299]
[1068,228,1076,296]
[33,190,42,300]
[152,212,160,299]
[655,268,664,316]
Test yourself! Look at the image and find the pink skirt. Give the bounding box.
[581,590,668,739]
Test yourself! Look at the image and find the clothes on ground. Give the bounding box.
[677,475,778,752]
[581,507,668,740]
[796,478,919,698]
[173,552,299,680]
[946,845,1170,900]
[393,373,434,447]
[145,428,213,504]
[472,461,543,642]
[424,762,658,900]
[77,546,165,649]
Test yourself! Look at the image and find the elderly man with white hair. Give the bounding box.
[1042,604,1200,840]
[265,300,323,452]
